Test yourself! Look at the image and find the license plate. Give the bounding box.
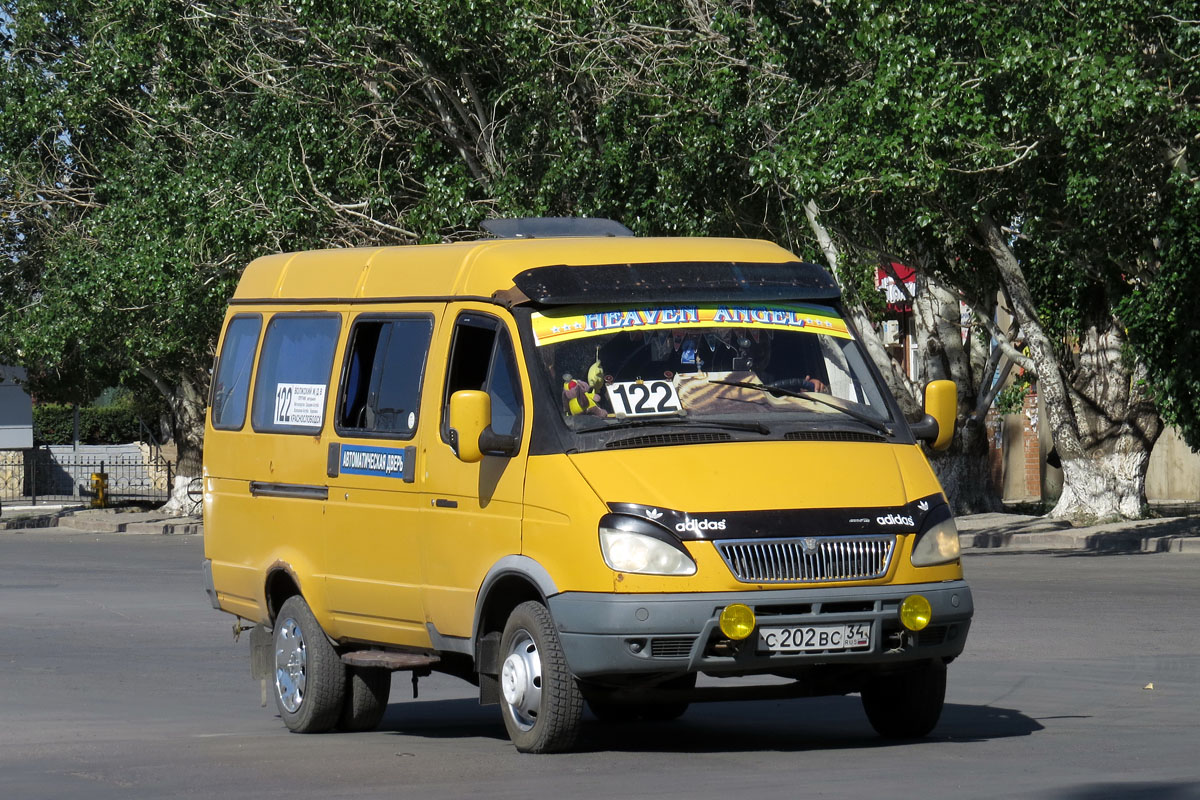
[758,622,872,653]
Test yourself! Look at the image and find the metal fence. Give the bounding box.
[0,448,173,507]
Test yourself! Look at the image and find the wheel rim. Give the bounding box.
[500,629,542,732]
[275,615,307,714]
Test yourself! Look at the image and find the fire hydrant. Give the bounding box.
[91,472,108,508]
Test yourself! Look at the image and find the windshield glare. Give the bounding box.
[530,302,892,431]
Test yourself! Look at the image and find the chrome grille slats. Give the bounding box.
[715,535,895,584]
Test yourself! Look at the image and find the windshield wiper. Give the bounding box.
[708,379,892,436]
[580,416,770,435]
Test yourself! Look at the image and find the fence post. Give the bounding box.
[29,449,37,507]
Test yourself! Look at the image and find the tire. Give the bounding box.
[272,595,346,733]
[860,660,947,739]
[587,673,695,722]
[498,601,584,753]
[338,667,391,732]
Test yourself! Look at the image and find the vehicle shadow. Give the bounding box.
[1050,782,1200,800]
[376,695,1042,753]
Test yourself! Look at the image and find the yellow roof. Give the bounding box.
[232,236,799,301]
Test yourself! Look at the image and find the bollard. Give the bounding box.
[91,472,108,508]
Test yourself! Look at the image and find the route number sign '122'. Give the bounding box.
[607,380,682,417]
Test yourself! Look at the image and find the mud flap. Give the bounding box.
[250,624,272,680]
[477,631,502,706]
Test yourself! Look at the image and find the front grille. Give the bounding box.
[650,637,697,658]
[715,535,896,584]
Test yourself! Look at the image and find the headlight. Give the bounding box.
[599,527,697,576]
[910,514,961,567]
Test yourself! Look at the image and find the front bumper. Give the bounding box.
[549,580,972,679]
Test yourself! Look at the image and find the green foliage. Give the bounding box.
[995,379,1032,416]
[1,0,1197,452]
[32,403,143,445]
[1121,177,1200,448]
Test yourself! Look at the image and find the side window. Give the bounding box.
[251,314,341,434]
[211,315,262,431]
[338,317,433,438]
[441,315,524,442]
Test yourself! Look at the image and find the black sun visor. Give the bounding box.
[512,261,840,306]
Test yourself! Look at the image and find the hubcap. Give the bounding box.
[501,630,542,731]
[275,616,307,713]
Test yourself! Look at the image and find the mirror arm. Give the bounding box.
[909,414,940,443]
[478,426,518,457]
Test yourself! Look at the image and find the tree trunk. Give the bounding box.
[928,418,997,514]
[1047,322,1162,520]
[977,215,1162,521]
[139,366,207,515]
[1053,435,1154,520]
[913,269,1000,513]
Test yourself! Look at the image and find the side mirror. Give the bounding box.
[911,379,956,452]
[449,390,490,463]
[449,390,520,463]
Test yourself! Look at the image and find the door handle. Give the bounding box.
[433,498,458,509]
[327,443,341,478]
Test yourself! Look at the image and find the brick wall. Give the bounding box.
[1021,391,1041,499]
[986,391,1043,503]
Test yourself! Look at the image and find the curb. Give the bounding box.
[1,511,202,535]
[961,531,1200,554]
[0,515,64,531]
[124,519,203,536]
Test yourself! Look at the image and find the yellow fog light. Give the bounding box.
[719,604,756,640]
[900,594,932,631]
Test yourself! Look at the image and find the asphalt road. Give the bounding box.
[1,530,1197,800]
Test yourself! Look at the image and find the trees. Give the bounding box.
[2,1,1194,519]
[773,0,1196,519]
[1,0,511,466]
[1,0,799,471]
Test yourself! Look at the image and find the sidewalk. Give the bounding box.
[0,505,202,535]
[3,505,1199,553]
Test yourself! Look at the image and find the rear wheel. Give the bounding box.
[499,601,584,753]
[273,596,346,733]
[860,660,947,739]
[338,667,391,732]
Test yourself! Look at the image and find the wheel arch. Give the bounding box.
[473,556,559,673]
[263,563,303,623]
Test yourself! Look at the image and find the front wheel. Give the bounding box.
[860,660,947,739]
[273,595,346,733]
[498,601,584,753]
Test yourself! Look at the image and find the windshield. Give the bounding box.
[529,302,893,433]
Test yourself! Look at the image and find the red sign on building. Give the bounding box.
[875,263,917,313]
